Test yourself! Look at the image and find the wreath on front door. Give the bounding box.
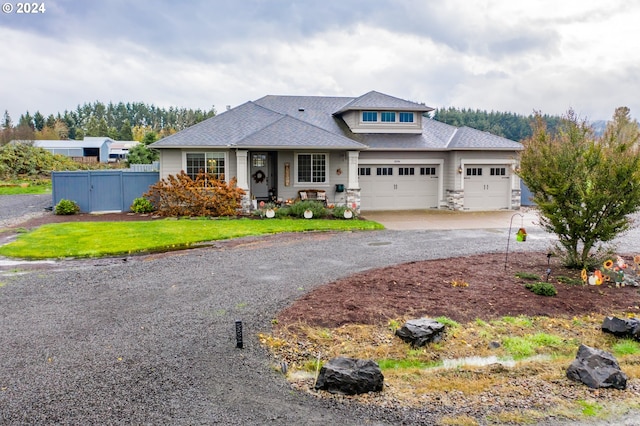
[252,170,266,183]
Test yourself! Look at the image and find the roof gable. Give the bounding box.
[237,115,365,149]
[150,102,283,148]
[333,90,434,114]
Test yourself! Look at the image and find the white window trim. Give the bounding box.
[183,151,228,180]
[359,111,416,125]
[294,152,330,187]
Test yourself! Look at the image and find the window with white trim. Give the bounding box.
[420,167,436,175]
[490,167,506,176]
[399,112,414,123]
[398,167,415,175]
[297,153,327,183]
[376,167,393,176]
[359,167,371,176]
[362,111,377,122]
[186,152,225,181]
[381,112,396,122]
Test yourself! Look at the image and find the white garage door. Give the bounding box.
[359,165,439,210]
[463,165,511,210]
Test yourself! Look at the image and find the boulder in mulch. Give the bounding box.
[566,344,627,390]
[602,316,640,339]
[395,317,445,347]
[314,357,383,395]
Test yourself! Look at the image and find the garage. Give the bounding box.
[463,165,511,210]
[359,164,439,210]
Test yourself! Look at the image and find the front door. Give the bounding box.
[250,152,270,200]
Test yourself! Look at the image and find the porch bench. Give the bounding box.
[298,189,327,205]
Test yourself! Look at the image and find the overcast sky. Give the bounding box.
[1,0,639,122]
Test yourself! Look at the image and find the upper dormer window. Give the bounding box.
[381,112,396,122]
[399,112,414,123]
[362,111,377,122]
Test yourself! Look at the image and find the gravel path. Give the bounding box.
[0,193,51,227]
[1,195,639,425]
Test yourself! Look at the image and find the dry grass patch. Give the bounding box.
[262,313,640,424]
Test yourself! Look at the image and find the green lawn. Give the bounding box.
[0,218,384,259]
[0,181,52,195]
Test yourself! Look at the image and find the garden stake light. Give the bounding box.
[504,212,525,270]
[235,320,243,349]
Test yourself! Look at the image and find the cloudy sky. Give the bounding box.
[1,0,639,122]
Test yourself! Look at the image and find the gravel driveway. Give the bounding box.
[1,195,639,425]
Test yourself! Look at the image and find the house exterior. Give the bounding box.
[149,91,523,212]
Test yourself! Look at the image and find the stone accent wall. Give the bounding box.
[346,188,361,213]
[446,189,464,211]
[240,194,253,214]
[511,189,522,210]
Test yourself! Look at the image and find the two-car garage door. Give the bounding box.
[359,164,439,210]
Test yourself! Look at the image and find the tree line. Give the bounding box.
[0,101,217,145]
[432,107,564,142]
[1,102,584,146]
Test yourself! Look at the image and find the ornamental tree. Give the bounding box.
[519,108,640,268]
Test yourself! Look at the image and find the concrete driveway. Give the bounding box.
[361,208,541,230]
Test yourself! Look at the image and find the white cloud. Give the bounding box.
[1,0,640,122]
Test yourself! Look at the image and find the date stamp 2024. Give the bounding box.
[2,2,46,14]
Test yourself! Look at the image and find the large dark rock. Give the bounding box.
[314,357,383,395]
[395,317,445,347]
[566,344,627,390]
[602,316,640,339]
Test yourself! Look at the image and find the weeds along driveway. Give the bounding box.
[0,220,638,424]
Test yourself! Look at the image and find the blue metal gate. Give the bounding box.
[52,170,159,212]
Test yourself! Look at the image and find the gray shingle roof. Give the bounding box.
[333,91,434,114]
[149,91,520,152]
[150,102,283,148]
[447,126,523,150]
[236,115,365,149]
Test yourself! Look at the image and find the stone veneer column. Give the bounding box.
[346,151,361,213]
[446,189,464,211]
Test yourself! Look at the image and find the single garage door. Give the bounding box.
[463,165,511,210]
[359,165,439,210]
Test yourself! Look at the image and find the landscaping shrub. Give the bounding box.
[0,143,84,179]
[144,171,245,217]
[331,205,356,219]
[55,199,80,215]
[524,282,557,297]
[130,197,155,214]
[287,200,327,218]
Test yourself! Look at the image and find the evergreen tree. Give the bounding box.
[119,119,133,140]
[33,111,45,131]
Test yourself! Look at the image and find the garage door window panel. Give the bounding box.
[377,167,393,176]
